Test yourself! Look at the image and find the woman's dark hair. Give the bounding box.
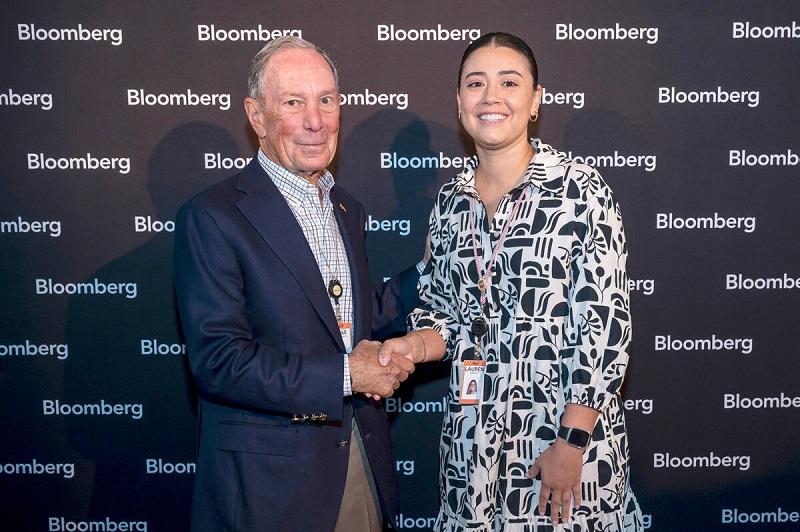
[457,32,539,88]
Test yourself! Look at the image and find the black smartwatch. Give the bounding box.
[557,425,592,450]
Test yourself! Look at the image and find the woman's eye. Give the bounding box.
[466,81,484,88]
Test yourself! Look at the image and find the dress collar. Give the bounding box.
[453,139,566,197]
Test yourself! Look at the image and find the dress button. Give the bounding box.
[336,439,349,447]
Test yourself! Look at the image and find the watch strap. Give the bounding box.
[557,425,592,449]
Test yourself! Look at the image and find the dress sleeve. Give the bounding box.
[407,192,458,361]
[561,177,631,412]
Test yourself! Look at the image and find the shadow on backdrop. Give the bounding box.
[62,122,240,530]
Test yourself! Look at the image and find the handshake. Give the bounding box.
[348,334,426,399]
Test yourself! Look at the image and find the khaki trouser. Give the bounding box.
[334,420,383,532]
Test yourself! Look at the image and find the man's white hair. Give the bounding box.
[247,36,339,99]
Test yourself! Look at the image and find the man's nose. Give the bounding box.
[304,103,324,131]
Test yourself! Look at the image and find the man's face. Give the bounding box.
[245,48,340,179]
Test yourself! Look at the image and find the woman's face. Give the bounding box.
[457,45,541,153]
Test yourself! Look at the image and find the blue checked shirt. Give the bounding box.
[258,150,355,396]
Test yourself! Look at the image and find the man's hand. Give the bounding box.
[349,340,414,399]
[526,439,584,526]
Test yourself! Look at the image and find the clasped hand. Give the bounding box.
[348,339,415,399]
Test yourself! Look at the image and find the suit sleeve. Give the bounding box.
[174,202,344,421]
[372,263,421,340]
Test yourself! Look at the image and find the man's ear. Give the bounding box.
[244,97,267,139]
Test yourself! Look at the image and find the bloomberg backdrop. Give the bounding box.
[1,1,799,531]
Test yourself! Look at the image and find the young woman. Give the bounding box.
[380,32,643,531]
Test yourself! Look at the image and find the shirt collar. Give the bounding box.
[453,138,566,197]
[257,149,335,207]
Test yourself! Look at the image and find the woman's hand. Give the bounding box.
[527,438,584,526]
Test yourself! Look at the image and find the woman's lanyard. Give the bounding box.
[467,184,530,359]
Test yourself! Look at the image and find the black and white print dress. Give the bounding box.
[408,140,643,531]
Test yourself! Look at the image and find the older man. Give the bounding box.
[174,36,420,532]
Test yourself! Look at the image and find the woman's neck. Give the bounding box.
[474,140,533,194]
[473,140,533,221]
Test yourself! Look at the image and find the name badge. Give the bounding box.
[338,321,353,353]
[459,359,486,405]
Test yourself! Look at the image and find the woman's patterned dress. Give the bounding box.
[408,140,643,531]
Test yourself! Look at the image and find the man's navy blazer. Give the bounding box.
[174,159,418,532]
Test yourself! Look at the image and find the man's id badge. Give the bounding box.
[459,359,485,405]
[338,321,353,353]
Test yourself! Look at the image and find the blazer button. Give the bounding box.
[336,439,349,448]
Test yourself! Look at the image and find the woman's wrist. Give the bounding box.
[560,403,600,433]
[410,331,427,363]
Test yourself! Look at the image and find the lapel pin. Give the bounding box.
[339,203,347,213]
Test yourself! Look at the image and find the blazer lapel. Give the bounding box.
[234,160,344,350]
[331,187,369,342]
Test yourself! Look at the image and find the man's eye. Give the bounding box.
[286,99,299,106]
[501,80,519,87]
[466,81,484,88]
[320,96,332,105]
